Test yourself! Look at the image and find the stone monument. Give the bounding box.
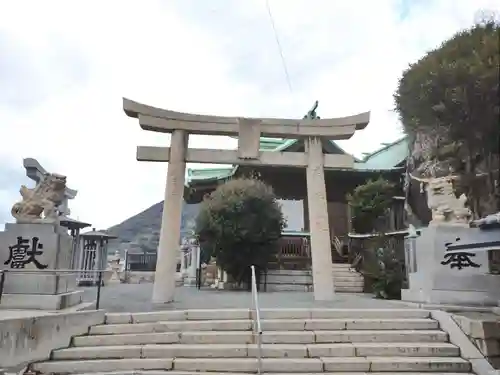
[402,176,500,305]
[0,170,84,310]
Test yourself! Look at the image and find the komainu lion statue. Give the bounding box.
[425,176,471,224]
[11,173,67,223]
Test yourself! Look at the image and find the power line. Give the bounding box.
[265,0,293,94]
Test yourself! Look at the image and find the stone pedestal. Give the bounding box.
[0,222,83,310]
[184,246,200,287]
[402,223,500,306]
[108,254,121,284]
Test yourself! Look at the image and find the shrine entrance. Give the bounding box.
[123,98,370,303]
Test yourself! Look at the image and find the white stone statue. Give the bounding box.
[424,176,471,225]
[11,173,68,224]
[108,250,122,283]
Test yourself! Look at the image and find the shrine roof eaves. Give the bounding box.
[81,229,118,239]
[358,137,409,170]
[185,136,408,186]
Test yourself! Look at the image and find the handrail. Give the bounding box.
[333,236,343,257]
[250,265,263,374]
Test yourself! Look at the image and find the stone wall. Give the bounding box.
[0,310,104,371]
[118,271,185,285]
[452,313,500,368]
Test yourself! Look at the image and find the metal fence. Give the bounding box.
[125,251,157,272]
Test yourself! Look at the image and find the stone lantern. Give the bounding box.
[60,215,91,269]
[77,228,117,286]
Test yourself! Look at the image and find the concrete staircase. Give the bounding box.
[30,308,475,374]
[333,263,364,293]
[264,264,363,293]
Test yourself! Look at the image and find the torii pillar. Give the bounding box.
[155,130,188,303]
[303,102,335,300]
[123,98,370,303]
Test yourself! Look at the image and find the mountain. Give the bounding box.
[106,201,200,254]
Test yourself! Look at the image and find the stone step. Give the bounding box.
[74,330,448,346]
[334,279,363,285]
[31,359,174,374]
[90,318,438,335]
[333,279,363,285]
[332,268,359,272]
[332,263,354,268]
[332,273,364,279]
[53,342,459,360]
[333,276,365,283]
[335,287,364,293]
[333,278,363,283]
[33,357,471,374]
[333,275,363,280]
[333,281,364,291]
[105,309,430,324]
[57,373,477,375]
[264,284,313,292]
[335,288,365,293]
[335,289,365,293]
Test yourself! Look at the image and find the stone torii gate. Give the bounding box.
[123,98,370,303]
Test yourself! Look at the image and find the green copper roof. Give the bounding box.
[187,167,234,181]
[357,137,408,169]
[186,136,408,185]
[260,138,287,150]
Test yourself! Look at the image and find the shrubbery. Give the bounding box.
[195,177,286,288]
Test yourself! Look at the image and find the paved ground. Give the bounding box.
[82,283,413,312]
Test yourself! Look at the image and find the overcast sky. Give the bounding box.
[1,0,498,230]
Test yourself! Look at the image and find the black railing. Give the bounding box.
[0,269,105,310]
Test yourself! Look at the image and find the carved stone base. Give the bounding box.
[402,287,500,306]
[2,273,76,295]
[0,222,78,310]
[14,217,60,225]
[403,224,497,306]
[0,290,84,310]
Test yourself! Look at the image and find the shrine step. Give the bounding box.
[29,308,479,374]
[31,357,472,374]
[88,318,439,335]
[43,373,477,375]
[52,342,460,360]
[104,309,430,323]
[335,286,364,293]
[72,330,448,346]
[332,264,365,292]
[332,271,364,278]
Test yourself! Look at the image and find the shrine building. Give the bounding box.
[183,136,410,267]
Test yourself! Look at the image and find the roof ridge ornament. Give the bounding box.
[304,100,320,120]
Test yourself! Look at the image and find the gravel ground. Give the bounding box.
[82,283,414,312]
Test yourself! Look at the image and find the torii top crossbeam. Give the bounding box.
[123,98,370,140]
